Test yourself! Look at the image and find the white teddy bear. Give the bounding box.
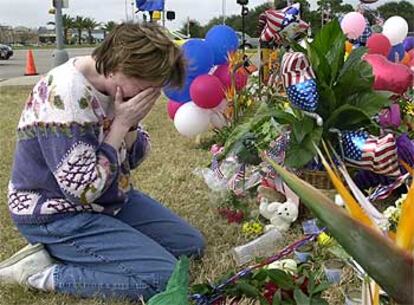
[259,197,299,232]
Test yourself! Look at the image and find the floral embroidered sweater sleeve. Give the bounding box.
[128,125,151,170]
[8,59,146,224]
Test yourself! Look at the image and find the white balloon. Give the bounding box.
[213,99,228,113]
[210,111,227,129]
[174,102,210,137]
[382,16,409,46]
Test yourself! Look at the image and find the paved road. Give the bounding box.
[0,48,94,81]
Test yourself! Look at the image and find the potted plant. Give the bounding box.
[281,20,391,192]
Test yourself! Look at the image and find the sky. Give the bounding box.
[0,0,364,31]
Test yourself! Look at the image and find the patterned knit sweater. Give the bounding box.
[8,58,150,224]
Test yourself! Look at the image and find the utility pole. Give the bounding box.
[131,0,135,22]
[222,0,226,24]
[52,0,69,67]
[125,0,129,21]
[237,0,249,54]
[162,10,166,27]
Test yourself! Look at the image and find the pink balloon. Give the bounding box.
[364,54,413,95]
[367,33,392,57]
[213,64,248,91]
[341,12,366,40]
[190,75,225,109]
[167,100,183,120]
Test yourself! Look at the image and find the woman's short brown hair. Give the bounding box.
[92,22,186,88]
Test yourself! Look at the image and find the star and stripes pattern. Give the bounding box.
[260,3,309,43]
[368,173,410,201]
[228,164,246,196]
[341,131,401,177]
[281,52,319,112]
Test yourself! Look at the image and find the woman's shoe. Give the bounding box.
[0,243,54,286]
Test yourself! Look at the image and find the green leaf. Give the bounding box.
[347,91,392,118]
[266,269,295,290]
[147,257,190,305]
[290,40,307,53]
[235,281,261,298]
[191,283,212,295]
[294,288,310,305]
[272,290,283,305]
[333,47,373,103]
[284,144,315,169]
[310,281,331,295]
[316,83,337,120]
[310,297,329,305]
[253,269,269,282]
[285,117,322,168]
[292,117,313,143]
[309,19,345,84]
[266,161,414,305]
[324,105,372,131]
[307,43,331,86]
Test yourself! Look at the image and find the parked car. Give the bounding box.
[236,32,259,49]
[0,44,13,60]
[165,30,189,46]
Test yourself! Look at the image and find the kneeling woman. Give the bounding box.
[0,23,205,301]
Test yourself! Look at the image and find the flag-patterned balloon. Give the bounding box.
[260,3,309,43]
[341,130,401,177]
[281,52,319,112]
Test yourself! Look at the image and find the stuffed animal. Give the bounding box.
[259,197,299,232]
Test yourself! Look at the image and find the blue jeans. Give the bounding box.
[16,190,205,301]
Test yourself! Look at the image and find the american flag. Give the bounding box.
[341,131,401,177]
[281,52,319,112]
[260,4,308,43]
[228,164,246,195]
[211,156,224,179]
[281,52,316,87]
[368,173,410,201]
[265,133,290,165]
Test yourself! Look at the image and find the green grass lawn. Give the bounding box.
[0,86,348,305]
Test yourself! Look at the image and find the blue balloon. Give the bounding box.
[164,77,194,103]
[286,79,319,112]
[182,39,214,78]
[403,36,414,52]
[205,25,239,65]
[388,43,405,62]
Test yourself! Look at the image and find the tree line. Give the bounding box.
[179,0,414,38]
[61,15,117,45]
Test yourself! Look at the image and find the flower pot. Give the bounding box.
[323,259,345,284]
[294,243,313,263]
[344,288,362,305]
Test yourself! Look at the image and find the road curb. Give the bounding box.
[0,75,41,87]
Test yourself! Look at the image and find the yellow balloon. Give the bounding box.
[345,41,353,54]
[401,52,411,66]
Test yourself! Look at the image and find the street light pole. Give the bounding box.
[52,0,69,67]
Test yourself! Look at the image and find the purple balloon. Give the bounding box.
[403,36,414,52]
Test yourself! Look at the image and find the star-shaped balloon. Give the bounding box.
[281,52,319,112]
[260,3,309,43]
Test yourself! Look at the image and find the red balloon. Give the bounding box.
[367,33,392,57]
[213,64,248,91]
[364,54,413,95]
[190,75,225,109]
[167,100,183,120]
